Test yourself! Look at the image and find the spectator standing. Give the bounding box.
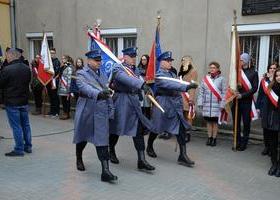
[197,61,226,146]
[58,55,73,120]
[0,48,32,156]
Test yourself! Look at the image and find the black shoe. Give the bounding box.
[101,160,118,182]
[24,148,32,153]
[211,138,217,147]
[261,147,269,156]
[268,164,277,176]
[137,150,155,171]
[275,165,280,177]
[5,151,24,157]
[206,137,212,146]
[138,160,155,171]
[237,144,246,151]
[178,144,195,167]
[76,158,85,171]
[146,146,157,158]
[177,154,195,167]
[109,148,119,164]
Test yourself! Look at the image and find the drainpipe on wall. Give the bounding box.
[10,0,16,48]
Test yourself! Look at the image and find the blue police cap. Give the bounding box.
[122,47,137,57]
[85,49,102,60]
[157,51,174,61]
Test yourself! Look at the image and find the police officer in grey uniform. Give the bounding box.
[146,51,198,167]
[73,49,117,182]
[109,47,155,171]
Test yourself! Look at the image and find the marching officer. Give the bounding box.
[109,47,155,171]
[73,49,117,182]
[146,51,198,167]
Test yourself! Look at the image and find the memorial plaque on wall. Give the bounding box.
[242,0,280,15]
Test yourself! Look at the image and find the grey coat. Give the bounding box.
[109,63,155,136]
[58,64,73,96]
[73,65,114,146]
[197,74,226,118]
[151,68,191,135]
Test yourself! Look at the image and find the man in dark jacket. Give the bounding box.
[46,48,60,117]
[232,53,259,151]
[0,48,32,156]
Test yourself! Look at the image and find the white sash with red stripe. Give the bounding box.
[261,78,279,108]
[240,70,258,120]
[203,75,228,124]
[61,77,68,87]
[203,75,222,101]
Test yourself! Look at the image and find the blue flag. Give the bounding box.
[88,31,121,78]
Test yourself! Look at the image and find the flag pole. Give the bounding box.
[233,10,238,151]
[41,23,48,117]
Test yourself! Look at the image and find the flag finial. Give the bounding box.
[157,10,161,25]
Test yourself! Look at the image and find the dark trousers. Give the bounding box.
[0,89,4,104]
[148,122,186,147]
[268,131,279,164]
[109,121,145,151]
[33,84,44,108]
[141,107,151,119]
[263,128,271,149]
[46,83,60,115]
[61,96,70,113]
[231,101,252,148]
[141,107,151,134]
[76,141,109,161]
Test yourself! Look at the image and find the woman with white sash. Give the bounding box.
[259,68,280,177]
[197,61,226,146]
[256,62,278,156]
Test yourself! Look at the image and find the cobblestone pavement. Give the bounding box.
[0,109,279,200]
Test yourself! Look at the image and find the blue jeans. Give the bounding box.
[5,105,32,153]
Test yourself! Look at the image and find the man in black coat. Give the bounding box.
[0,48,32,156]
[232,53,259,151]
[46,48,61,117]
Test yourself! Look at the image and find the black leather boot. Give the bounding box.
[268,162,277,176]
[137,151,155,171]
[109,147,119,164]
[101,160,118,182]
[211,138,217,147]
[275,162,280,177]
[76,142,87,171]
[206,137,212,146]
[76,157,85,171]
[177,144,195,167]
[146,133,158,158]
[261,147,269,156]
[146,146,157,158]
